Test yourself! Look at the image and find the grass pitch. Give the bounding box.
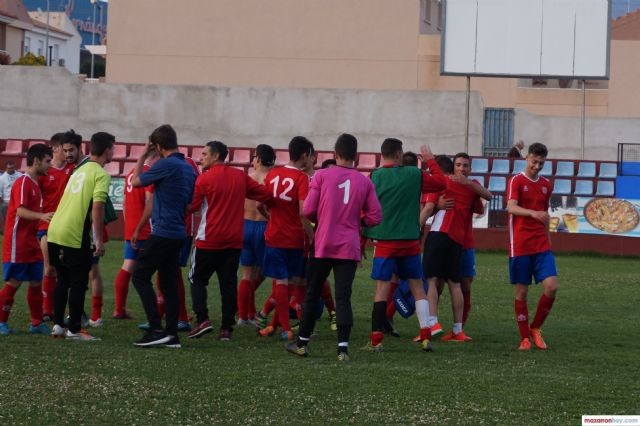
[0,241,638,425]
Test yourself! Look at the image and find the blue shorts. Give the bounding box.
[240,220,267,268]
[3,262,44,282]
[36,230,47,240]
[263,247,306,280]
[509,250,557,285]
[124,240,146,260]
[461,248,476,278]
[371,254,422,281]
[179,237,193,267]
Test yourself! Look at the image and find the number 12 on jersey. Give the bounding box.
[270,176,295,201]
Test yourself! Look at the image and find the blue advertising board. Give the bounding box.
[22,0,108,48]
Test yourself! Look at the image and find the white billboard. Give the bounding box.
[441,0,611,79]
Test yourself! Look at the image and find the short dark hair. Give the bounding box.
[335,133,357,162]
[435,155,453,174]
[321,159,337,169]
[288,136,313,162]
[27,143,53,167]
[255,144,275,167]
[528,142,548,157]
[50,132,65,147]
[381,138,403,159]
[453,152,470,162]
[149,124,178,150]
[206,141,228,162]
[90,132,115,156]
[402,151,418,167]
[61,129,82,148]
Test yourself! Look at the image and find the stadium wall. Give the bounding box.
[2,66,640,159]
[0,66,484,155]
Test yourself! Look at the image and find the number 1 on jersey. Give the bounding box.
[338,179,351,204]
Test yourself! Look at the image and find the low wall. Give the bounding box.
[0,66,484,155]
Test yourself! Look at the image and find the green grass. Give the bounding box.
[0,241,638,425]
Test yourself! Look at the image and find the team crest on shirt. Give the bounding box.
[542,187,548,194]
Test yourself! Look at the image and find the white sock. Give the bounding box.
[415,299,430,329]
[453,323,463,334]
[338,342,349,347]
[428,315,438,327]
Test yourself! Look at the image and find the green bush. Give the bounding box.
[12,52,46,66]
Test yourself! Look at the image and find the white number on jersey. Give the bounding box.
[338,179,351,204]
[69,172,86,194]
[270,176,295,201]
[126,174,134,193]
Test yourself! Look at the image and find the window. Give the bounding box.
[424,0,432,24]
[53,44,59,60]
[37,40,44,56]
[24,36,30,54]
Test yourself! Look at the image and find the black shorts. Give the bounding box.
[422,231,463,283]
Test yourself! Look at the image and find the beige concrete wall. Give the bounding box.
[107,0,421,90]
[0,66,485,156]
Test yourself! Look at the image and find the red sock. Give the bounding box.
[386,281,398,319]
[293,285,306,320]
[419,326,432,341]
[42,275,56,315]
[0,284,18,323]
[91,296,103,321]
[156,276,165,319]
[177,272,189,322]
[371,331,384,346]
[530,294,555,329]
[261,280,277,315]
[248,279,262,318]
[275,284,291,332]
[27,285,43,325]
[237,279,252,320]
[113,269,132,315]
[320,280,336,312]
[514,299,530,339]
[462,290,472,325]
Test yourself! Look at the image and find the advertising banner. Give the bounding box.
[109,177,125,211]
[549,195,640,237]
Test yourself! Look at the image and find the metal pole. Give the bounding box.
[90,0,97,78]
[99,5,104,42]
[581,80,586,160]
[465,76,471,154]
[44,0,50,65]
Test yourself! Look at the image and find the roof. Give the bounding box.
[0,0,32,27]
[28,12,75,37]
[612,8,640,40]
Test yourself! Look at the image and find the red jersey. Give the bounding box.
[37,163,74,231]
[123,164,153,241]
[463,180,485,249]
[264,165,309,249]
[184,157,200,237]
[2,175,43,263]
[507,173,552,257]
[427,178,480,246]
[191,164,272,250]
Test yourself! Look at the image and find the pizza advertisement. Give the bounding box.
[547,196,640,237]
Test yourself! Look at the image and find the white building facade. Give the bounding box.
[25,12,81,73]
